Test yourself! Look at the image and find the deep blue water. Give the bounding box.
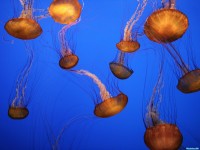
[0,0,200,149]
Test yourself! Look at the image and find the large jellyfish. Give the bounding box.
[110,0,147,79]
[58,19,80,69]
[4,0,43,40]
[163,43,200,93]
[144,0,189,43]
[71,70,128,118]
[143,68,183,149]
[49,0,82,24]
[8,43,33,119]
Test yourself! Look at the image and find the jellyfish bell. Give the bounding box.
[144,123,183,150]
[8,106,29,119]
[177,69,200,93]
[116,40,140,53]
[94,93,128,118]
[144,1,189,43]
[4,1,42,40]
[59,54,79,69]
[109,62,133,79]
[4,18,42,40]
[49,0,82,24]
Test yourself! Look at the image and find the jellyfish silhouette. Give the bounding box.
[58,19,80,69]
[8,43,33,119]
[163,43,200,93]
[4,0,43,40]
[49,0,82,24]
[144,0,189,43]
[143,68,182,150]
[71,70,128,118]
[110,0,147,79]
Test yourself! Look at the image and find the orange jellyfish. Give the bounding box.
[144,0,189,43]
[4,0,42,40]
[71,70,128,118]
[8,43,33,119]
[143,68,183,150]
[163,43,200,93]
[110,0,147,79]
[58,19,80,69]
[49,0,82,24]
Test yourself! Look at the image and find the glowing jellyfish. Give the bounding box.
[71,70,128,118]
[4,0,42,40]
[58,19,80,69]
[8,43,33,119]
[49,0,82,24]
[163,43,200,93]
[110,0,147,79]
[143,69,183,150]
[144,0,189,43]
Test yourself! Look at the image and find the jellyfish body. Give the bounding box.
[4,0,42,40]
[58,20,80,69]
[8,107,29,119]
[72,70,128,118]
[144,124,183,150]
[8,43,33,119]
[49,0,82,24]
[59,54,79,69]
[177,69,200,93]
[110,0,147,79]
[110,52,133,79]
[116,41,140,53]
[94,93,128,118]
[144,0,189,43]
[109,61,133,79]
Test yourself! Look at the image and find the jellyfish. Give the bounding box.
[110,0,147,79]
[144,0,189,43]
[71,69,128,118]
[163,43,200,93]
[110,52,133,79]
[49,0,82,24]
[8,43,33,119]
[58,19,80,69]
[143,67,183,150]
[4,0,43,40]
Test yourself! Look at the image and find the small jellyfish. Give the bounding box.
[71,70,128,118]
[110,0,147,79]
[58,19,80,69]
[49,0,82,24]
[164,43,200,93]
[4,0,42,40]
[109,52,133,79]
[8,43,33,119]
[144,0,189,43]
[143,67,183,150]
